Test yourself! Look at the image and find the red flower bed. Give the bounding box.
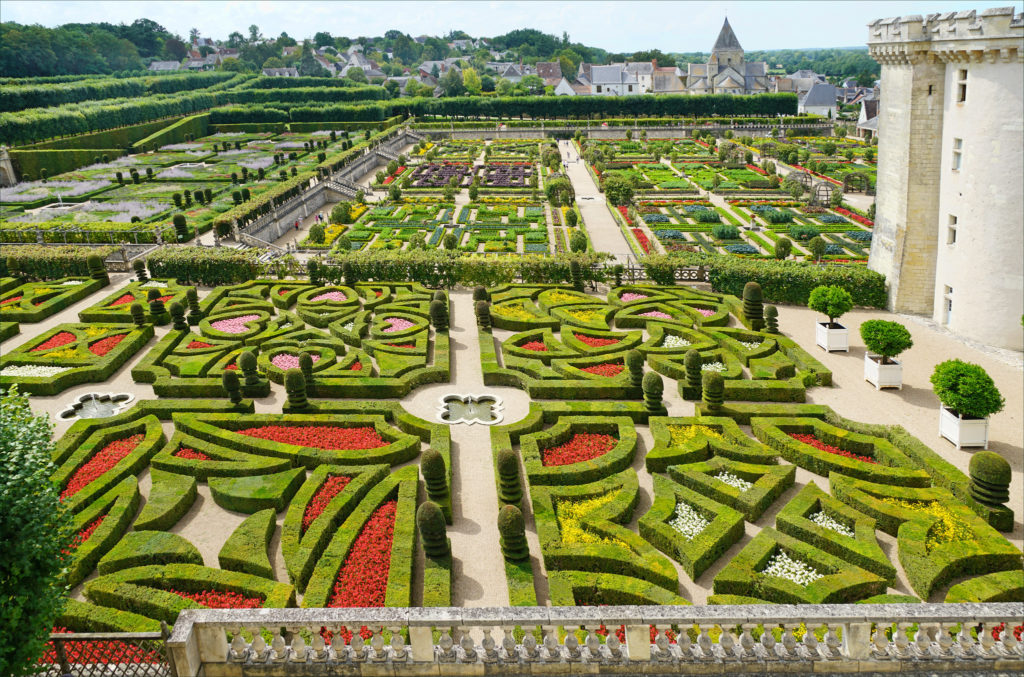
[350,361,363,371]
[632,228,651,254]
[746,164,768,175]
[157,295,174,303]
[542,432,616,466]
[580,362,624,377]
[62,434,145,500]
[617,205,634,226]
[0,295,22,305]
[573,333,619,348]
[39,628,164,665]
[88,334,126,357]
[834,207,874,227]
[328,500,397,607]
[174,447,209,461]
[31,331,76,352]
[520,340,548,352]
[236,425,386,450]
[387,343,416,349]
[224,363,238,370]
[108,294,136,307]
[170,589,264,609]
[64,515,106,554]
[186,340,213,349]
[788,432,876,464]
[278,289,290,295]
[302,475,352,532]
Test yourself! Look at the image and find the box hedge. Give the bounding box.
[96,531,203,575]
[218,509,277,580]
[65,477,140,588]
[134,469,197,531]
[209,467,305,513]
[667,456,795,522]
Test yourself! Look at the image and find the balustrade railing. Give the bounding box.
[165,603,1023,676]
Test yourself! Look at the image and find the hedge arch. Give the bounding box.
[810,181,836,205]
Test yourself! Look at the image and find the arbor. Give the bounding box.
[0,387,72,676]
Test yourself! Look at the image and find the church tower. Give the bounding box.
[710,18,744,69]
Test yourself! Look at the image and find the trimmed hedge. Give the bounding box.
[9,148,126,181]
[130,113,209,151]
[209,467,305,513]
[0,321,19,341]
[520,416,637,485]
[0,245,118,280]
[145,247,268,287]
[422,545,454,607]
[150,431,289,480]
[65,477,140,588]
[0,277,103,323]
[945,569,1024,603]
[667,456,795,522]
[96,531,203,575]
[84,563,295,626]
[56,599,161,633]
[646,415,777,472]
[134,469,196,531]
[219,509,276,579]
[548,570,690,606]
[712,527,887,604]
[639,474,745,579]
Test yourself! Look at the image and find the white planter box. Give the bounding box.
[938,406,990,450]
[864,353,903,390]
[815,322,849,352]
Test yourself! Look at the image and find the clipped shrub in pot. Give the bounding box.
[808,285,853,352]
[930,359,1004,449]
[859,319,913,390]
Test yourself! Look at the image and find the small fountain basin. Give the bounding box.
[58,392,135,421]
[437,394,504,426]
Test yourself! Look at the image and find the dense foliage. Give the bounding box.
[930,360,1005,419]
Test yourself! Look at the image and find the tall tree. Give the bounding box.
[462,66,482,95]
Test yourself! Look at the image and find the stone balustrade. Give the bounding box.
[166,603,1023,676]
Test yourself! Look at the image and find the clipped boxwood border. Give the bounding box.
[65,477,140,589]
[667,456,795,522]
[219,509,277,580]
[520,416,637,486]
[209,467,305,513]
[0,277,103,323]
[646,415,777,472]
[96,531,203,575]
[134,469,197,531]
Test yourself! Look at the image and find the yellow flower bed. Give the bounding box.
[83,326,109,337]
[493,302,536,321]
[567,308,602,322]
[667,425,723,447]
[880,497,975,551]
[557,494,630,549]
[47,347,81,360]
[548,291,587,305]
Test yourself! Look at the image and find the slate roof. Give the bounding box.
[148,60,181,71]
[801,82,838,107]
[625,61,654,75]
[262,67,299,77]
[712,18,743,52]
[590,64,638,85]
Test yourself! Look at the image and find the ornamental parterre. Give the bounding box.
[61,434,144,500]
[328,500,397,607]
[236,425,387,450]
[542,433,616,466]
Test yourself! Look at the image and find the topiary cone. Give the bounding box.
[130,301,146,326]
[87,254,109,285]
[703,371,725,412]
[417,501,449,558]
[298,351,315,396]
[169,301,188,331]
[421,448,449,501]
[569,260,584,292]
[642,371,664,414]
[684,349,702,390]
[764,305,779,334]
[186,287,202,324]
[146,288,168,325]
[222,370,242,404]
[743,281,764,331]
[133,259,149,282]
[284,368,308,409]
[625,349,644,387]
[429,299,449,331]
[969,451,1011,506]
[496,448,522,504]
[476,301,491,330]
[472,286,490,303]
[238,350,260,387]
[498,504,530,562]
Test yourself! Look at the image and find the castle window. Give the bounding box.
[596,85,602,93]
[928,84,934,95]
[947,215,957,245]
[942,286,953,325]
[951,138,963,171]
[957,69,967,102]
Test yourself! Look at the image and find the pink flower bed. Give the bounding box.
[310,291,347,302]
[382,317,415,333]
[640,311,672,319]
[694,308,715,317]
[210,314,260,334]
[271,353,321,370]
[620,293,648,302]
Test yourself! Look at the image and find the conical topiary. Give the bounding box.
[625,349,644,387]
[421,448,448,501]
[133,259,148,282]
[764,305,779,334]
[432,290,446,302]
[130,301,146,326]
[569,260,584,292]
[498,504,529,562]
[186,287,202,325]
[284,368,308,409]
[969,451,1011,506]
[642,371,664,414]
[703,371,725,412]
[417,501,449,558]
[475,300,491,330]
[429,299,449,331]
[147,288,169,325]
[168,301,188,331]
[497,448,522,504]
[222,370,242,404]
[238,350,259,387]
[742,281,764,331]
[298,351,315,396]
[87,254,109,285]
[472,286,490,303]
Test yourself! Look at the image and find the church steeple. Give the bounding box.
[712,17,743,53]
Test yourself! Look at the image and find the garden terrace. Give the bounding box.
[406,162,475,189]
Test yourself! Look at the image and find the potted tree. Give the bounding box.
[860,319,913,389]
[808,285,853,352]
[930,359,1005,449]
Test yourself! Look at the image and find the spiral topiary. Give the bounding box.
[284,368,308,409]
[764,305,779,334]
[133,259,148,282]
[87,254,109,285]
[168,301,188,331]
[472,286,490,303]
[417,501,449,558]
[498,504,529,562]
[222,370,242,404]
[625,349,644,387]
[129,301,146,326]
[476,301,491,330]
[421,448,449,501]
[429,299,449,331]
[186,287,202,324]
[969,451,1011,506]
[238,350,260,387]
[684,349,702,390]
[497,448,522,504]
[569,260,584,292]
[642,371,664,414]
[742,281,764,331]
[298,351,315,395]
[146,288,169,325]
[702,371,725,411]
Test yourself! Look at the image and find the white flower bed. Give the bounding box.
[59,280,84,286]
[701,361,726,372]
[669,501,709,540]
[141,281,168,288]
[342,321,355,332]
[0,365,72,377]
[661,335,691,349]
[809,511,855,538]
[740,340,762,351]
[714,471,753,492]
[760,550,824,585]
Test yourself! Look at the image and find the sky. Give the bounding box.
[1,0,1021,52]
